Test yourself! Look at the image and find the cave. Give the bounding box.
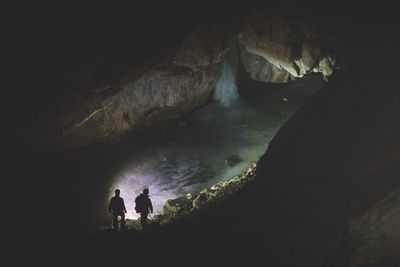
[6,1,400,266]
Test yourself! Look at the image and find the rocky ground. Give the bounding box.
[116,162,257,231]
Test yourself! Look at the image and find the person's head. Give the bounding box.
[143,188,149,196]
[115,189,120,196]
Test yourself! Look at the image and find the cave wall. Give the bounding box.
[26,24,235,151]
[246,28,400,265]
[238,12,346,83]
[347,188,400,267]
[11,3,347,153]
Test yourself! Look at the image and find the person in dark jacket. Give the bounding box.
[108,189,127,231]
[135,188,153,228]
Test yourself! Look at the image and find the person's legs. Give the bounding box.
[140,212,148,228]
[112,214,119,230]
[120,213,126,231]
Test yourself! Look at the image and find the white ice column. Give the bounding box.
[213,42,239,107]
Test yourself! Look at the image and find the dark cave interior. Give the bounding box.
[6,1,400,266]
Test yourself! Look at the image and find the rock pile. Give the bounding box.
[124,162,257,230]
[156,162,257,224]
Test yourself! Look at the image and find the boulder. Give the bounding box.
[163,196,193,217]
[224,155,242,167]
[192,189,210,209]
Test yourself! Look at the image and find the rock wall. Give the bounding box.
[248,50,400,266]
[30,25,234,151]
[347,188,400,267]
[170,25,233,69]
[42,64,222,150]
[17,8,345,152]
[239,46,295,83]
[238,14,343,83]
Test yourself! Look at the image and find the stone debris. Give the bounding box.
[124,162,257,230]
[156,162,257,225]
[163,196,193,216]
[224,155,242,167]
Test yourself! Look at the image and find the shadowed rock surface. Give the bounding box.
[347,188,400,267]
[20,26,235,152]
[238,11,346,82]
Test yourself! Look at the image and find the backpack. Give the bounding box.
[135,194,145,214]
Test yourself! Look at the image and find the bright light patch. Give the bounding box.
[110,171,181,219]
[109,156,205,219]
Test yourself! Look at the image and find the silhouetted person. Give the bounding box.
[135,188,153,228]
[108,189,127,231]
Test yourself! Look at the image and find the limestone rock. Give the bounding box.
[192,189,210,209]
[224,155,242,167]
[239,15,300,78]
[314,55,336,77]
[170,25,234,70]
[238,14,340,83]
[21,22,238,152]
[39,64,222,150]
[239,46,295,83]
[347,188,400,267]
[163,196,193,217]
[149,163,258,226]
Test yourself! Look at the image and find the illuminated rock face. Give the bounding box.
[238,14,340,83]
[33,26,232,151]
[44,64,222,150]
[170,25,233,70]
[26,12,344,152]
[239,47,295,83]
